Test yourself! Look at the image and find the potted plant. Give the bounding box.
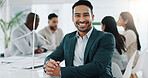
[0,9,29,49]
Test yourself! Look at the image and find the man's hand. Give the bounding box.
[45,59,61,77]
[34,48,44,54]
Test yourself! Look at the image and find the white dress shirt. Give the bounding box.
[47,28,56,45]
[73,27,93,66]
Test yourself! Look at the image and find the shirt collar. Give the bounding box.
[76,26,93,39]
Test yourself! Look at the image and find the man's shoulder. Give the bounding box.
[92,28,106,36]
[99,31,115,42]
[39,26,48,31]
[100,31,114,38]
[94,29,104,35]
[56,28,63,33]
[93,29,114,39]
[64,31,77,38]
[11,24,26,38]
[12,24,24,34]
[38,26,48,33]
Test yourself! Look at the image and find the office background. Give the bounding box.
[0,0,148,53]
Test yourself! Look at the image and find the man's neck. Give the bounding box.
[78,26,92,38]
[78,31,87,38]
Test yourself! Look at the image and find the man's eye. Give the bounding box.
[75,15,80,17]
[84,15,89,16]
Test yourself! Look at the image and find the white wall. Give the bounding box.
[129,0,148,51]
[1,0,147,53]
[28,0,148,51]
[32,3,76,34]
[32,0,129,34]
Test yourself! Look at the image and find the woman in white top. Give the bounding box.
[117,12,141,67]
[101,16,128,74]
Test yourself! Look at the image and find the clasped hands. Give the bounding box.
[35,48,44,54]
[44,59,61,77]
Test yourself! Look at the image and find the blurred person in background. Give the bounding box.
[5,12,47,57]
[101,16,128,74]
[39,13,63,51]
[117,12,141,67]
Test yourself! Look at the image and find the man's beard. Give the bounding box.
[76,21,91,32]
[50,26,56,30]
[77,25,91,32]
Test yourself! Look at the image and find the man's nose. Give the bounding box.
[79,16,85,22]
[55,22,58,25]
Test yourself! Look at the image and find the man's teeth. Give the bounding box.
[79,24,85,26]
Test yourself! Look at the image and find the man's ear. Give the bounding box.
[48,20,50,24]
[92,14,94,21]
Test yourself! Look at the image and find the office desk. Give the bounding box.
[0,52,62,78]
[0,68,60,78]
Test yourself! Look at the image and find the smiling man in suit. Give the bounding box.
[44,0,115,78]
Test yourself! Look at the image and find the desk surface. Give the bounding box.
[0,52,61,78]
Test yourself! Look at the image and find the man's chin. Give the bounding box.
[78,29,88,32]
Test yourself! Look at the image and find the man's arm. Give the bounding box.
[38,29,57,51]
[44,35,66,67]
[44,36,65,77]
[35,33,48,52]
[13,31,34,55]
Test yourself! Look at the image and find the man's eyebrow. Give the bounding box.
[84,13,89,14]
[74,13,90,15]
[74,13,80,15]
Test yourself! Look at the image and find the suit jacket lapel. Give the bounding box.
[84,28,98,63]
[69,34,77,66]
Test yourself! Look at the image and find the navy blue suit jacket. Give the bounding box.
[44,27,115,78]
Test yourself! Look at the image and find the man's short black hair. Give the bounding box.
[26,12,39,24]
[48,13,58,20]
[72,0,93,15]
